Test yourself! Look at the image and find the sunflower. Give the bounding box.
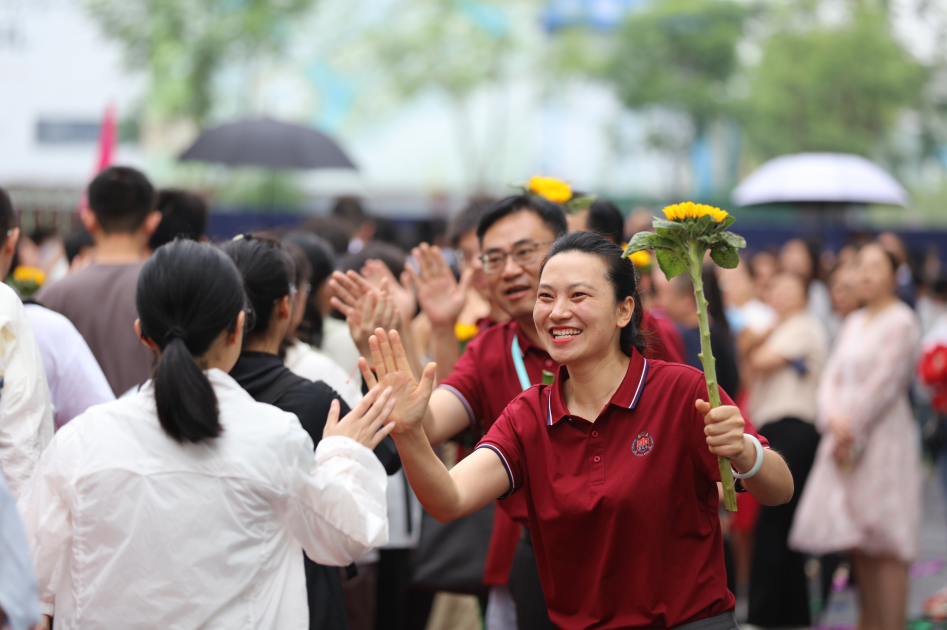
[527,176,573,204]
[662,202,729,224]
[454,323,480,343]
[628,250,653,270]
[13,266,45,286]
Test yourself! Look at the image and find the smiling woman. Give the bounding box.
[367,232,794,630]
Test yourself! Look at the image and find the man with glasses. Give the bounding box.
[409,195,567,630]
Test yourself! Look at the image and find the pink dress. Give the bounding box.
[789,302,921,561]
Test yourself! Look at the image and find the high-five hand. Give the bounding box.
[323,384,397,449]
[359,328,436,434]
[404,243,472,328]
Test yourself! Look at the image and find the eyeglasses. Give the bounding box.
[481,242,553,274]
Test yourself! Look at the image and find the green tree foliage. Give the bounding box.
[740,8,926,160]
[86,0,316,124]
[603,0,752,132]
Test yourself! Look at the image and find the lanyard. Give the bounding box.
[511,334,532,392]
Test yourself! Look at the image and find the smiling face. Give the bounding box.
[534,251,634,366]
[481,210,557,321]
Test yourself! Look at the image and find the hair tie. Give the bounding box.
[164,327,187,344]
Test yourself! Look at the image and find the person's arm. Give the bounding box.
[279,386,396,566]
[358,328,508,521]
[748,345,789,373]
[403,244,473,381]
[698,399,793,506]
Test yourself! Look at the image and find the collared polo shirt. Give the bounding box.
[439,319,557,583]
[476,350,770,630]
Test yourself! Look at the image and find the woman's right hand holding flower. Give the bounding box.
[359,328,436,435]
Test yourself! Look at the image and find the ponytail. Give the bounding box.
[137,240,245,444]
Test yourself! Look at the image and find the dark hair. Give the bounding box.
[220,234,296,339]
[136,240,245,443]
[476,195,568,243]
[87,166,155,234]
[586,198,625,245]
[149,189,209,251]
[702,264,731,339]
[448,198,496,247]
[339,241,407,279]
[540,231,646,356]
[0,187,14,246]
[282,232,336,347]
[302,216,352,255]
[64,227,94,264]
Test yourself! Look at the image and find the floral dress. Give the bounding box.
[790,301,921,561]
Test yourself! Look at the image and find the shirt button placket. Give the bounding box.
[590,427,605,485]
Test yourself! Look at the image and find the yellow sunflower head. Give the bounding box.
[662,202,729,224]
[527,176,573,204]
[13,265,45,286]
[454,323,480,343]
[628,250,653,270]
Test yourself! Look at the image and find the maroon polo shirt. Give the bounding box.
[439,319,558,583]
[476,351,770,630]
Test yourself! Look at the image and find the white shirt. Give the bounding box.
[284,339,363,409]
[24,304,114,430]
[0,284,54,499]
[18,369,388,629]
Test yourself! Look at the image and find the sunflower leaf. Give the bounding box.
[710,244,740,269]
[656,249,688,279]
[564,195,596,215]
[718,231,747,249]
[652,219,684,231]
[713,215,737,232]
[622,231,659,257]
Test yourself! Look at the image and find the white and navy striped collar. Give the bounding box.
[546,353,650,426]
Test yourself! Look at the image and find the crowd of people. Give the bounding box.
[0,164,942,630]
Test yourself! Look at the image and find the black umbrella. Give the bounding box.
[179,117,356,170]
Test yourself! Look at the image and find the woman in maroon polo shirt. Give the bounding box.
[364,232,794,630]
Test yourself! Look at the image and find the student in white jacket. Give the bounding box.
[18,240,396,630]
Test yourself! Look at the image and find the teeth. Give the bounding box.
[552,328,582,339]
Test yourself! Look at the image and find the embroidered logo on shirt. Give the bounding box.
[631,432,654,456]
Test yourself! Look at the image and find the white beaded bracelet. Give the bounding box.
[731,434,764,480]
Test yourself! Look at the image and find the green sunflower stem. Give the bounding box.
[688,245,738,512]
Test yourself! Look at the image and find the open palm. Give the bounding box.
[359,328,436,434]
[405,244,472,328]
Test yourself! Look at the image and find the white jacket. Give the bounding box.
[18,369,388,629]
[0,283,54,498]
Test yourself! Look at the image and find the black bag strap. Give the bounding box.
[254,370,309,405]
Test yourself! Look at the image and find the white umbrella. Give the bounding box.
[732,152,909,207]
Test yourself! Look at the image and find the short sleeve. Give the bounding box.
[474,397,530,499]
[438,335,487,428]
[691,378,769,483]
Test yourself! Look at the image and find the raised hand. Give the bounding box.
[323,384,397,449]
[330,271,402,358]
[361,259,418,325]
[359,328,436,434]
[404,243,472,328]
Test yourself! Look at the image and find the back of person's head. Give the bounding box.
[283,232,335,288]
[149,189,209,251]
[88,166,155,234]
[63,227,94,265]
[339,240,407,278]
[586,198,625,245]
[302,216,352,255]
[282,232,336,347]
[136,240,246,444]
[542,231,645,355]
[0,187,14,246]
[448,198,495,247]
[476,194,567,242]
[220,234,295,340]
